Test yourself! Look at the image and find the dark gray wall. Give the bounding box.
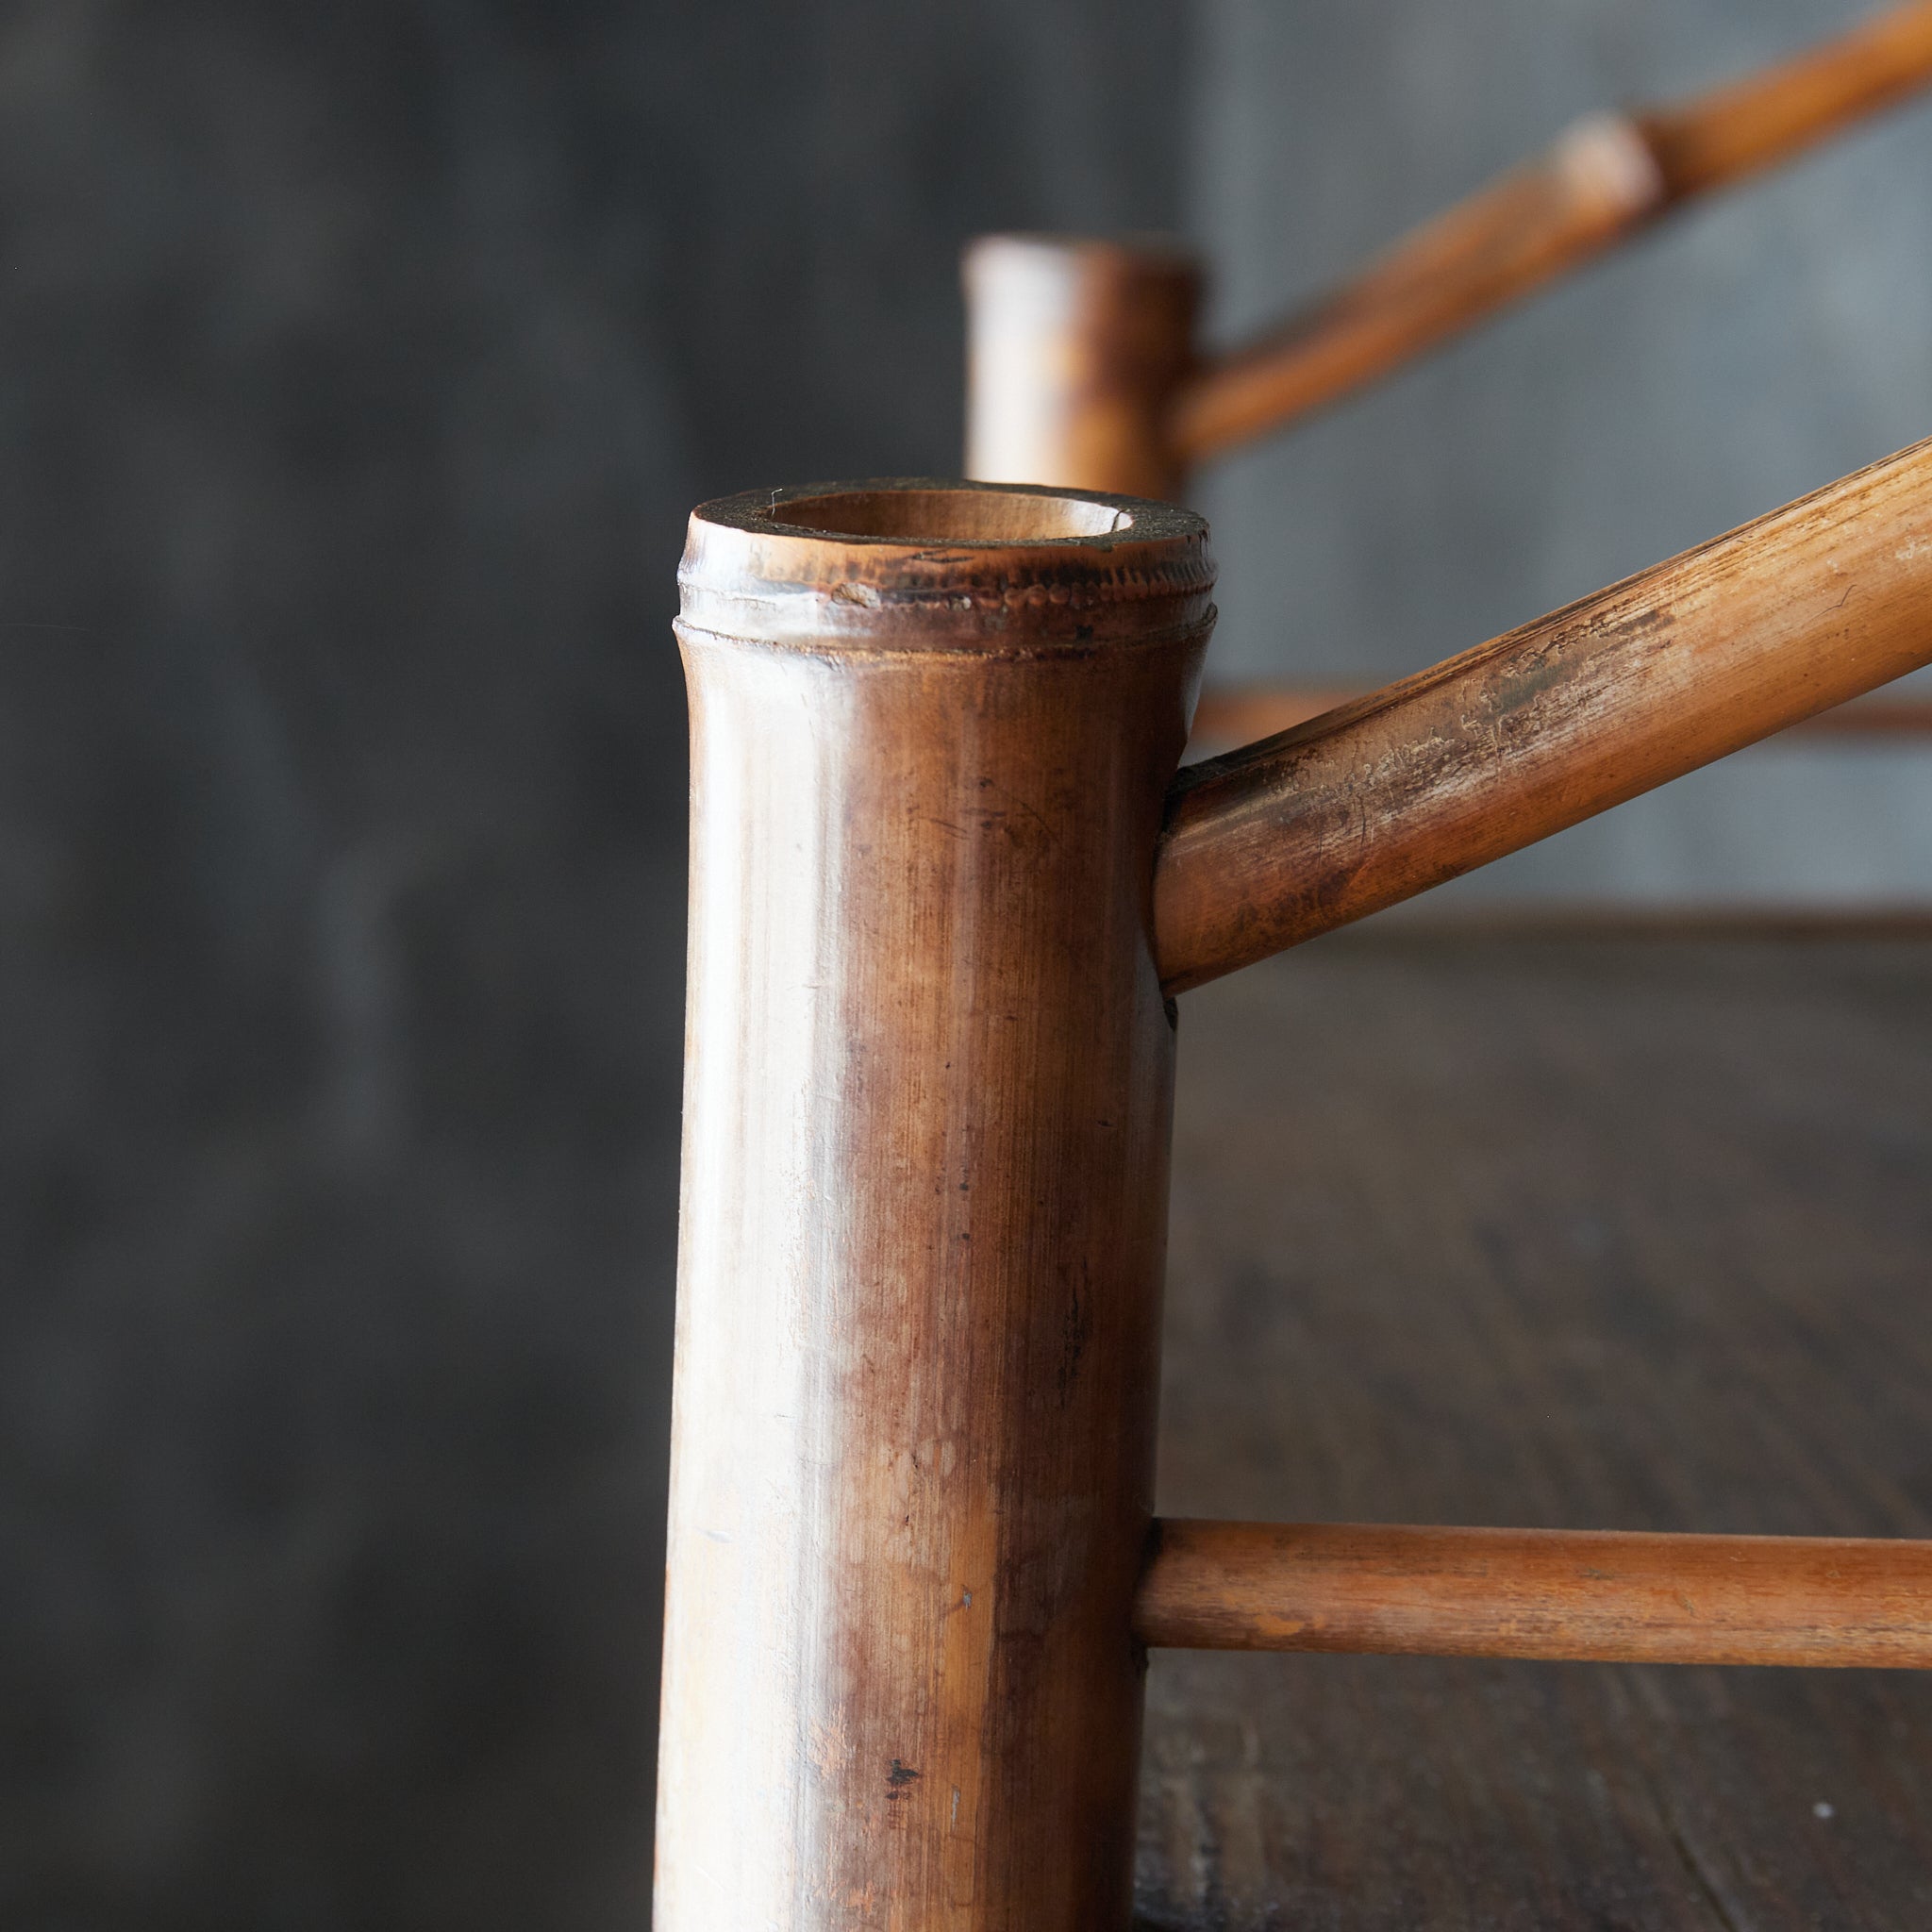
[0,5,1185,1926]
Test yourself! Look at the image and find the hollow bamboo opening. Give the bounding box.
[771,484,1130,543]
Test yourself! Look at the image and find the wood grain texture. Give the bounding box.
[658,480,1213,1932]
[1137,1520,1932,1667]
[1141,929,1932,1927]
[1155,433,1932,993]
[1188,682,1932,758]
[1169,1,1932,463]
[963,235,1199,502]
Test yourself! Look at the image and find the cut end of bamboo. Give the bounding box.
[676,476,1213,655]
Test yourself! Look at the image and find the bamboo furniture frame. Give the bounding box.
[656,443,1932,1927]
[965,0,1932,502]
[962,0,1932,884]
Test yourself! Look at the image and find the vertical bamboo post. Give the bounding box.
[963,236,1199,500]
[658,480,1215,1930]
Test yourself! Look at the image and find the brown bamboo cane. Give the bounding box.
[1156,432,1932,993]
[658,481,1213,1932]
[1171,0,1932,464]
[1137,1521,1932,1668]
[962,234,1199,499]
[1188,682,1932,752]
[963,3,1932,498]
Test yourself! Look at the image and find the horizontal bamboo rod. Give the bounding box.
[1155,433,1932,993]
[1136,1520,1932,1668]
[1170,1,1932,463]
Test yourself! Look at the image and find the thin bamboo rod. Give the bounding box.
[1170,1,1932,464]
[1155,433,1932,994]
[1136,1520,1932,1668]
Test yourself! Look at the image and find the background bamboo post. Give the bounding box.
[962,235,1199,501]
[658,480,1214,1931]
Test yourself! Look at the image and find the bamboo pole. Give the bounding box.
[1154,432,1932,993]
[1170,0,1932,465]
[658,480,1213,1932]
[1136,1520,1932,1668]
[962,235,1199,500]
[1638,0,1932,200]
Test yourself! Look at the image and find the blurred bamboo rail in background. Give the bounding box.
[1169,0,1932,462]
[965,4,1932,501]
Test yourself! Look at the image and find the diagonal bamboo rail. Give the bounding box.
[1137,1520,1932,1668]
[1156,432,1932,991]
[964,2,1932,501]
[1171,0,1932,463]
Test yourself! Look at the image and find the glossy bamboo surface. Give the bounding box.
[1137,1520,1932,1668]
[1155,433,1932,992]
[658,481,1213,1932]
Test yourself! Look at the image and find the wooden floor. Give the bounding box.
[1140,929,1932,1929]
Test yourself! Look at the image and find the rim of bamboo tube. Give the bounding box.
[677,477,1214,652]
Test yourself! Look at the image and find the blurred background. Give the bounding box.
[3,2,1927,1926]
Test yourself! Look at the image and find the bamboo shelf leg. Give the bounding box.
[658,481,1214,1932]
[962,235,1198,501]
